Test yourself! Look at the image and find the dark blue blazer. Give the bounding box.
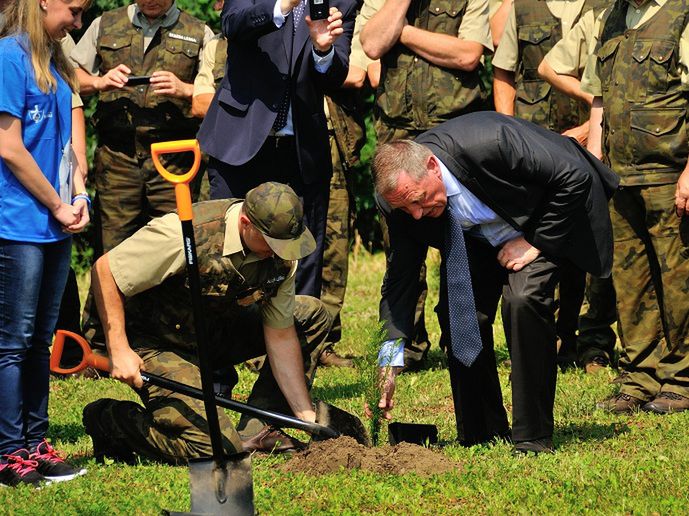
[197,0,356,184]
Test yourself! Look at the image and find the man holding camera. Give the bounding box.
[197,0,357,300]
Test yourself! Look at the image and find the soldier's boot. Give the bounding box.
[596,392,647,414]
[82,399,137,464]
[318,344,354,368]
[642,392,689,414]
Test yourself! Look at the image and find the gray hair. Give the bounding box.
[371,140,433,196]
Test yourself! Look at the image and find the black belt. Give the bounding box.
[265,135,295,150]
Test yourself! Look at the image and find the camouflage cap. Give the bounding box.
[244,182,316,260]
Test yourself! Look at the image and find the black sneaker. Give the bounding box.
[0,449,46,487]
[29,440,86,482]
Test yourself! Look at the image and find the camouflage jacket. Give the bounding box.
[597,0,689,185]
[376,0,486,131]
[212,36,228,90]
[94,6,204,153]
[514,0,607,131]
[326,93,366,169]
[124,199,293,353]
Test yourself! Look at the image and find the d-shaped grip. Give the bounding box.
[50,330,110,375]
[150,139,201,221]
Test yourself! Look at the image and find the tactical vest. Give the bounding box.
[377,0,486,130]
[124,199,293,353]
[93,6,205,154]
[326,93,366,169]
[597,0,689,185]
[212,36,228,89]
[514,0,607,131]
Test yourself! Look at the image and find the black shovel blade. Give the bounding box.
[312,400,371,447]
[169,453,253,516]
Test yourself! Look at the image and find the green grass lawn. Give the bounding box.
[3,250,688,514]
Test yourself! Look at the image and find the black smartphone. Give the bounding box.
[127,75,152,86]
[308,0,329,20]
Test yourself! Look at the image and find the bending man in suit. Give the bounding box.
[371,112,618,454]
[197,0,356,299]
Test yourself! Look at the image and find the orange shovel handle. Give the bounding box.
[150,139,201,221]
[50,330,110,375]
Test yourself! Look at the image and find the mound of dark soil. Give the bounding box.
[279,436,461,476]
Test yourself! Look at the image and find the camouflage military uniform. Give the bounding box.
[83,198,332,463]
[320,94,366,346]
[71,4,212,252]
[357,0,493,365]
[582,0,689,399]
[542,7,618,366]
[493,0,610,366]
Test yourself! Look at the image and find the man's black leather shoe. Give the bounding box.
[512,438,554,456]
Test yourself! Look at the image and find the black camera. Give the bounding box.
[308,0,329,20]
[126,75,152,86]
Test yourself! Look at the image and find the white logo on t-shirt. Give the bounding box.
[28,104,53,124]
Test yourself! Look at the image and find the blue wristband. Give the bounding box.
[72,193,91,208]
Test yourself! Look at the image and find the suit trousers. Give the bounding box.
[445,237,560,444]
[207,137,329,298]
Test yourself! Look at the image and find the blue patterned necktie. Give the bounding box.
[272,0,306,132]
[445,203,483,366]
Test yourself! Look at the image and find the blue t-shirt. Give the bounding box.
[0,35,72,243]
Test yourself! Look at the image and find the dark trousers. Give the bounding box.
[445,238,560,444]
[207,138,329,298]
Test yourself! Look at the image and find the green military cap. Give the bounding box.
[245,182,316,260]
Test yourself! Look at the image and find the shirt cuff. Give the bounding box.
[378,339,405,367]
[312,46,334,73]
[273,0,286,27]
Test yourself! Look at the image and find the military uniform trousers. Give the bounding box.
[94,144,204,254]
[320,133,352,346]
[611,184,689,399]
[375,121,432,365]
[83,295,331,464]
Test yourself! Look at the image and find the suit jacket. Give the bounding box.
[197,0,356,184]
[379,112,619,341]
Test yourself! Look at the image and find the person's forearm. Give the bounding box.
[398,26,483,70]
[537,59,593,106]
[71,107,88,181]
[0,115,62,213]
[490,0,512,48]
[587,98,604,159]
[191,93,214,118]
[92,254,130,356]
[263,325,315,420]
[360,0,411,60]
[493,67,516,115]
[75,67,101,96]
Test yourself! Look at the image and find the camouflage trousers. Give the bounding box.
[82,295,332,464]
[93,144,203,254]
[375,122,431,365]
[611,184,689,399]
[577,274,617,364]
[320,134,352,345]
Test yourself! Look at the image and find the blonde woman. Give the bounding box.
[0,0,90,487]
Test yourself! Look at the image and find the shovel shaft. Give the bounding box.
[139,371,339,439]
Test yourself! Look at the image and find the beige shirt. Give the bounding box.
[356,0,493,56]
[60,34,84,109]
[581,0,689,95]
[193,34,224,97]
[109,202,298,329]
[542,7,597,77]
[350,12,376,71]
[492,0,586,71]
[71,2,213,76]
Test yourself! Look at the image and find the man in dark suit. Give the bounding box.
[371,112,618,454]
[197,0,356,298]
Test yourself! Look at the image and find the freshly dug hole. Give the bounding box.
[279,436,461,476]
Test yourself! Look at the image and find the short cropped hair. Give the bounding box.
[371,140,433,196]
